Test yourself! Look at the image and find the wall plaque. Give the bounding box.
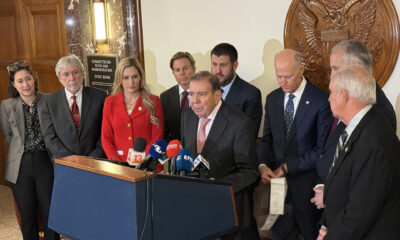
[87,54,118,95]
[284,0,400,92]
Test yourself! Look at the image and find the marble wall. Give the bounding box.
[62,0,141,84]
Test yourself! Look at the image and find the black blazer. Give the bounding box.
[375,83,396,131]
[258,81,332,213]
[322,108,400,239]
[317,83,397,183]
[160,85,181,142]
[181,101,259,229]
[41,86,107,159]
[224,75,262,138]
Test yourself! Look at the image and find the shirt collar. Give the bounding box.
[205,99,222,121]
[65,85,83,100]
[178,84,186,95]
[221,74,237,100]
[344,104,372,142]
[285,77,306,100]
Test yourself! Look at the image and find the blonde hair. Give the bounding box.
[112,57,160,126]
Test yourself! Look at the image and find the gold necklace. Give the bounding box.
[124,95,139,109]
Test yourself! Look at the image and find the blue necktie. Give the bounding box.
[284,94,295,137]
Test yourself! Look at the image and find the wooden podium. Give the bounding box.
[48,155,238,240]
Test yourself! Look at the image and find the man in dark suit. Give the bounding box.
[160,52,196,142]
[41,54,107,159]
[257,49,332,240]
[181,71,259,239]
[211,43,262,138]
[317,65,400,240]
[311,39,397,209]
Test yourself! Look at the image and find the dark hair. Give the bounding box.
[169,52,196,70]
[7,62,39,98]
[211,43,238,63]
[189,71,221,92]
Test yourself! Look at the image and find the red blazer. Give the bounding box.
[101,92,164,161]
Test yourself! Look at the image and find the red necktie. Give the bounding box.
[70,95,80,130]
[328,118,339,138]
[181,91,189,112]
[197,117,211,153]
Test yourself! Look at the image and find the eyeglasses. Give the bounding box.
[7,60,29,75]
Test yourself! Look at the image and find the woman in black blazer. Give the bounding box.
[0,61,59,240]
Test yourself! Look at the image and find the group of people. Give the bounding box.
[0,39,399,240]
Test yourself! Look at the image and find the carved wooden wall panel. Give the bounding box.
[284,0,400,92]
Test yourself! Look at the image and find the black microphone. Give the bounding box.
[127,137,147,166]
[136,140,167,171]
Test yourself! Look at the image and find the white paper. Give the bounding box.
[269,177,287,215]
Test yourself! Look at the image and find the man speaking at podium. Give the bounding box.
[181,71,259,239]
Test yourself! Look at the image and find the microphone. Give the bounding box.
[176,148,194,176]
[136,139,167,171]
[192,154,211,178]
[166,140,182,175]
[127,137,146,166]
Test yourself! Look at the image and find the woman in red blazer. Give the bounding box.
[102,57,163,161]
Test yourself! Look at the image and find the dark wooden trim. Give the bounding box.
[135,0,145,70]
[230,186,239,226]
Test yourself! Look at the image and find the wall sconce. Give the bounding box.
[93,0,109,44]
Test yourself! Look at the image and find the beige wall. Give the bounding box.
[142,0,400,135]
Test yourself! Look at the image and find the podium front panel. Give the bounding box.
[48,163,151,240]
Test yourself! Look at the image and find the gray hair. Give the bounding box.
[55,54,85,77]
[332,65,376,104]
[331,40,373,74]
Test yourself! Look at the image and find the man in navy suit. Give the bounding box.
[311,39,397,209]
[317,65,400,240]
[258,49,332,240]
[211,43,262,138]
[160,52,196,141]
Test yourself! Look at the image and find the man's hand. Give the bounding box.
[317,227,327,240]
[259,165,277,184]
[273,163,287,178]
[310,185,325,209]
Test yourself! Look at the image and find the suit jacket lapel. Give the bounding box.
[224,76,241,104]
[322,122,346,152]
[285,81,312,150]
[202,103,228,155]
[276,90,286,141]
[172,85,181,113]
[324,110,372,193]
[80,86,90,130]
[14,98,25,141]
[59,90,77,133]
[186,109,199,155]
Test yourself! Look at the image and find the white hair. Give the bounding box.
[333,65,376,104]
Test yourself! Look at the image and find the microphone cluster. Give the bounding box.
[125,137,211,177]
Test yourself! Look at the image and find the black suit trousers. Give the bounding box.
[11,151,59,240]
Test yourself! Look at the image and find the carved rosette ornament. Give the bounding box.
[284,0,400,92]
